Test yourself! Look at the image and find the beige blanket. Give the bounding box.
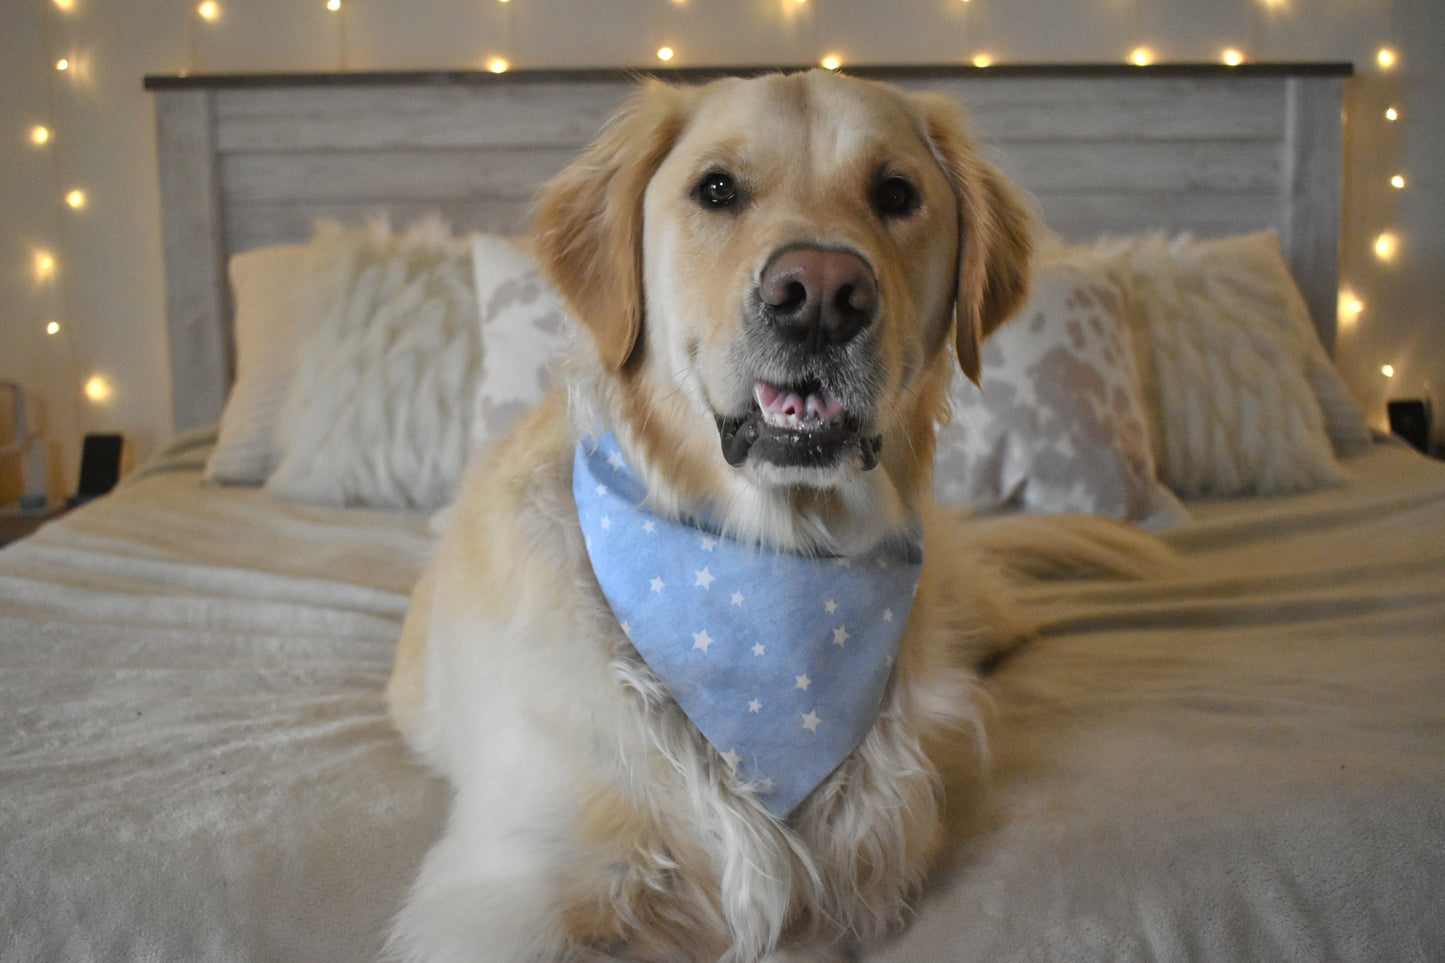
[3,436,1443,961]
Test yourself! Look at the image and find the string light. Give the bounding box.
[197,1,220,21]
[55,58,70,71]
[1381,364,1395,378]
[46,322,62,336]
[1221,48,1245,66]
[820,54,842,70]
[30,125,52,146]
[657,46,674,61]
[326,0,340,10]
[1374,232,1398,262]
[1130,47,1154,66]
[1385,106,1400,121]
[34,251,56,281]
[65,189,86,210]
[1338,290,1364,332]
[83,375,113,404]
[1391,174,1406,190]
[972,53,994,68]
[53,0,74,8]
[487,57,509,73]
[1376,47,1396,70]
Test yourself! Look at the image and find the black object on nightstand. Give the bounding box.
[1387,399,1433,455]
[67,433,124,508]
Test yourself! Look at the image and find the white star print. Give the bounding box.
[700,536,716,552]
[748,699,762,713]
[643,520,656,534]
[606,451,624,471]
[832,625,850,647]
[882,608,894,622]
[595,483,608,496]
[824,599,838,614]
[795,674,811,691]
[694,567,716,590]
[693,630,714,652]
[650,577,665,594]
[731,591,745,606]
[752,643,765,657]
[720,747,741,772]
[800,710,821,732]
[600,515,612,531]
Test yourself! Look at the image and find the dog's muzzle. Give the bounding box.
[716,245,884,473]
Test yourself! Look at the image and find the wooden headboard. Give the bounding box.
[145,63,1351,431]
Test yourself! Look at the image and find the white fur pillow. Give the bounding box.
[468,233,568,453]
[265,218,478,510]
[1092,232,1368,497]
[204,244,310,485]
[935,259,1184,525]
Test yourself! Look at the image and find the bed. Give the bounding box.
[4,63,1443,962]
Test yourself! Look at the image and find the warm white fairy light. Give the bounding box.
[657,46,674,61]
[1391,174,1406,190]
[197,1,220,21]
[972,53,994,68]
[1130,47,1154,66]
[487,57,509,73]
[1338,290,1364,332]
[820,54,842,70]
[84,375,113,404]
[46,321,61,336]
[1374,232,1398,262]
[30,125,52,146]
[34,251,56,281]
[1221,48,1245,66]
[1377,47,1396,70]
[53,0,74,8]
[1385,106,1399,121]
[1381,364,1395,378]
[326,0,340,10]
[65,189,86,210]
[55,58,70,71]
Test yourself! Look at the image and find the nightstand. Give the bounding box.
[0,504,68,548]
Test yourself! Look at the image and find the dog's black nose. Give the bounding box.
[759,246,877,352]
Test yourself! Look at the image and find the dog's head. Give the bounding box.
[535,71,1032,550]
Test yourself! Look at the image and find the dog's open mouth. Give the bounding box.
[717,380,882,472]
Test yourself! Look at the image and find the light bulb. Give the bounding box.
[820,54,841,70]
[54,0,74,8]
[84,375,112,403]
[35,251,56,280]
[1130,47,1154,67]
[487,57,509,73]
[1222,48,1245,66]
[1377,47,1396,70]
[1391,174,1406,189]
[56,58,70,71]
[31,125,52,146]
[972,53,994,68]
[1374,232,1398,262]
[1385,106,1399,121]
[197,0,219,21]
[65,189,86,210]
[1381,364,1395,378]
[657,46,674,62]
[327,0,340,10]
[46,321,61,335]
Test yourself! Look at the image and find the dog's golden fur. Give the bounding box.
[387,70,1151,962]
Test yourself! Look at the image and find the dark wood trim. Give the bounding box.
[143,62,1353,91]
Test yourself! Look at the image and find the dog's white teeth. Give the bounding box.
[753,382,843,429]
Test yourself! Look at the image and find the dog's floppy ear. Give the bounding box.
[532,81,694,372]
[916,94,1035,384]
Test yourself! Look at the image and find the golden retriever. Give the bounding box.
[386,69,1149,962]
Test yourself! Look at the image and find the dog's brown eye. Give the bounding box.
[873,176,919,219]
[697,171,740,209]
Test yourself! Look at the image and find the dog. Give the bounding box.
[386,69,1151,962]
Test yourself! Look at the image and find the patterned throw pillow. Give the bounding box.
[935,260,1183,524]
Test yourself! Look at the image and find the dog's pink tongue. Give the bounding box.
[754,382,842,426]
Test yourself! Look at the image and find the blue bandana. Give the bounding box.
[573,434,923,817]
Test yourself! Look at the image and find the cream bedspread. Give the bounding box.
[3,435,1443,961]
